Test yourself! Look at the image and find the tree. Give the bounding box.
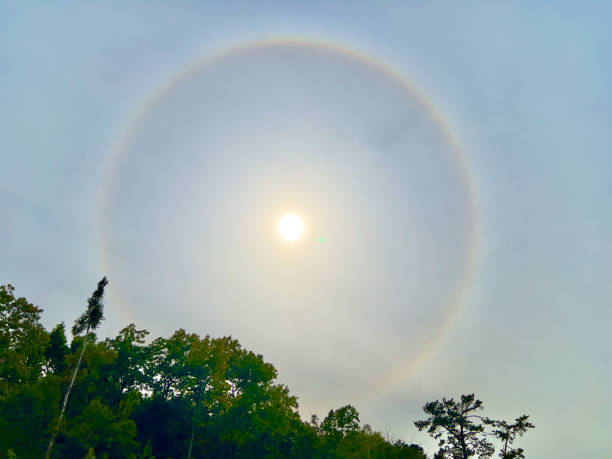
[44,323,70,376]
[320,405,360,456]
[0,376,60,455]
[0,284,48,393]
[46,277,108,459]
[186,335,212,459]
[144,329,196,399]
[131,396,191,458]
[491,415,534,459]
[59,398,139,457]
[105,324,150,405]
[2,279,445,457]
[0,285,53,455]
[391,440,428,459]
[190,336,300,458]
[415,395,534,459]
[414,394,494,459]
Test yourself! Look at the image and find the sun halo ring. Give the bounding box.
[96,38,480,401]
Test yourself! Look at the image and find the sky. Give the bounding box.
[1,2,611,457]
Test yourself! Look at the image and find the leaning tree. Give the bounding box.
[45,277,108,458]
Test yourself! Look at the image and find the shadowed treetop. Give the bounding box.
[72,277,108,336]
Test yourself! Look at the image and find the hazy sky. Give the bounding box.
[2,2,611,457]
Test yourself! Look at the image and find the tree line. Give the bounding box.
[0,279,533,458]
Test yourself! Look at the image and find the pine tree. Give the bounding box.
[45,277,108,458]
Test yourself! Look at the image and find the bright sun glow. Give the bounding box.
[278,214,304,241]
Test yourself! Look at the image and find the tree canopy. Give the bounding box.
[414,394,534,459]
[0,282,532,458]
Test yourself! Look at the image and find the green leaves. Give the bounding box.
[1,280,533,458]
[0,284,48,392]
[415,394,534,459]
[322,405,360,437]
[72,277,108,336]
[44,323,69,375]
[105,324,150,396]
[47,277,110,458]
[59,399,139,457]
[491,415,535,459]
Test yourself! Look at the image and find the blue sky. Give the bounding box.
[2,2,611,457]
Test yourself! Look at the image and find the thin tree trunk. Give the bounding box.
[502,430,509,458]
[45,330,89,459]
[459,423,468,459]
[187,376,204,459]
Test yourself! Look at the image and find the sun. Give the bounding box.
[278,214,304,241]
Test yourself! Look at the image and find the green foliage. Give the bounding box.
[47,277,110,458]
[491,415,534,459]
[415,394,534,459]
[322,405,360,436]
[0,284,49,394]
[320,405,360,455]
[0,378,60,455]
[415,394,494,458]
[44,323,70,375]
[311,410,426,458]
[104,324,150,403]
[73,277,108,336]
[0,281,533,458]
[58,399,139,457]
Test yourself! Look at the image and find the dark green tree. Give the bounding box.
[188,336,300,457]
[0,286,58,455]
[320,405,360,456]
[0,375,60,455]
[414,394,495,459]
[1,279,445,457]
[144,329,195,399]
[415,395,534,459]
[46,277,108,458]
[0,284,48,393]
[391,440,428,458]
[322,405,360,436]
[59,397,139,458]
[185,335,213,459]
[131,396,191,458]
[105,324,150,405]
[44,323,70,376]
[491,415,534,459]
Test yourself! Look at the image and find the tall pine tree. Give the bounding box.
[45,277,108,458]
